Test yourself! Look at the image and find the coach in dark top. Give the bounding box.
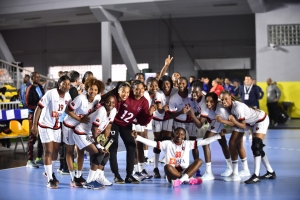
[239,75,260,108]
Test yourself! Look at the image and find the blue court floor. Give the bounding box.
[1,129,300,200]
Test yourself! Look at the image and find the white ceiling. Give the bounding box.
[0,0,261,30]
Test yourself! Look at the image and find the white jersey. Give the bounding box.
[154,88,177,121]
[63,94,101,128]
[158,140,196,169]
[38,88,71,130]
[74,106,117,136]
[193,95,209,118]
[207,102,229,123]
[168,91,196,123]
[231,101,266,126]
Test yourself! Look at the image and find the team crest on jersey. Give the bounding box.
[256,127,259,130]
[96,118,100,122]
[137,106,142,112]
[182,147,185,150]
[123,103,128,107]
[40,98,43,102]
[65,100,68,105]
[211,126,215,129]
[71,102,75,106]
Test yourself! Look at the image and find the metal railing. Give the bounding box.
[0,101,21,110]
[0,59,53,89]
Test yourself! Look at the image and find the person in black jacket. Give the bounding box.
[25,72,45,168]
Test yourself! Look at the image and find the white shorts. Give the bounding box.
[248,115,269,135]
[173,121,198,138]
[133,124,145,132]
[62,124,75,145]
[38,126,61,143]
[232,126,245,133]
[73,134,93,150]
[152,119,173,132]
[208,121,224,133]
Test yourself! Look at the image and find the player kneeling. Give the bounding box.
[132,127,225,187]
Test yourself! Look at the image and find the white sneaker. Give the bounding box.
[224,173,241,182]
[239,169,251,177]
[97,175,112,186]
[160,156,166,163]
[221,168,233,177]
[201,172,215,181]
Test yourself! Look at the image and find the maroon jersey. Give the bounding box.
[114,92,153,126]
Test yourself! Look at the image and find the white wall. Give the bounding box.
[256,3,300,82]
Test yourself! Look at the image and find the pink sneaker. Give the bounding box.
[188,177,203,185]
[172,179,182,187]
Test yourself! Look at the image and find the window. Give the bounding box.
[111,63,149,82]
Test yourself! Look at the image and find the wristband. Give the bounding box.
[96,144,104,149]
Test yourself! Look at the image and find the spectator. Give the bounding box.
[202,77,210,93]
[25,72,45,168]
[82,71,93,84]
[188,76,195,88]
[68,70,81,99]
[172,72,181,88]
[10,89,21,102]
[0,87,7,101]
[223,78,235,95]
[266,78,281,126]
[58,71,64,78]
[233,80,241,98]
[239,75,260,108]
[20,74,31,107]
[103,78,115,94]
[252,79,264,108]
[210,79,224,96]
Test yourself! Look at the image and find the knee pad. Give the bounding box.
[153,147,161,154]
[162,136,172,141]
[251,137,264,157]
[91,152,105,165]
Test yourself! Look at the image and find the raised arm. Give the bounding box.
[132,131,157,148]
[196,129,225,146]
[158,55,173,80]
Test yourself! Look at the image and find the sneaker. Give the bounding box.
[125,175,140,184]
[57,168,62,173]
[60,169,70,175]
[244,174,261,184]
[172,179,182,187]
[47,179,58,189]
[35,157,44,166]
[239,169,251,177]
[188,177,203,185]
[83,181,104,190]
[97,175,113,186]
[77,175,86,184]
[160,156,166,163]
[26,160,39,168]
[114,175,125,184]
[260,171,276,179]
[140,169,153,179]
[221,168,233,177]
[195,169,202,177]
[201,172,215,181]
[144,157,148,163]
[224,173,241,182]
[133,172,146,181]
[70,177,83,188]
[52,173,59,185]
[153,167,161,178]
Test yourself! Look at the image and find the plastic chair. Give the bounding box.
[9,120,23,134]
[22,119,30,133]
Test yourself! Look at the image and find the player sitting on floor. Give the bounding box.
[131,127,225,187]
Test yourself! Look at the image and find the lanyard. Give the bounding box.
[244,84,253,94]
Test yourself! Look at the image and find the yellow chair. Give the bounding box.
[9,120,23,134]
[22,119,30,133]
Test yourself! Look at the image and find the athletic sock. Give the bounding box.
[144,150,148,157]
[138,162,144,172]
[225,158,233,169]
[241,157,249,171]
[86,169,96,183]
[133,164,138,173]
[254,156,261,176]
[180,173,189,182]
[206,162,212,174]
[232,160,238,175]
[262,155,274,173]
[70,171,75,181]
[77,170,82,178]
[44,165,53,182]
[154,153,160,168]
